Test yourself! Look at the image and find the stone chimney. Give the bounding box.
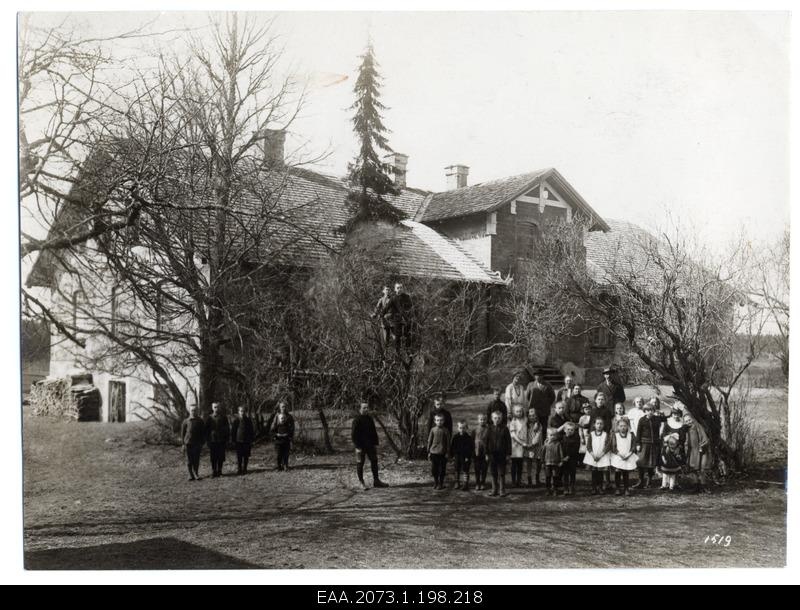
[445,164,469,190]
[261,129,285,167]
[384,152,409,188]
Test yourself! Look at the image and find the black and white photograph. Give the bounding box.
[8,4,796,583]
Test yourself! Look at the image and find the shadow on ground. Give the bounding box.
[24,537,261,570]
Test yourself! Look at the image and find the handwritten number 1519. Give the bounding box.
[704,535,732,547]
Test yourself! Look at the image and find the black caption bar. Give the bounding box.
[313,587,492,606]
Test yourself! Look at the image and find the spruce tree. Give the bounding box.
[345,43,402,228]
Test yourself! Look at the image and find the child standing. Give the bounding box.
[509,406,527,488]
[273,412,293,471]
[560,422,581,495]
[486,410,512,497]
[611,418,638,495]
[427,413,451,490]
[472,414,490,490]
[524,406,543,488]
[578,403,593,457]
[660,434,686,491]
[634,403,662,489]
[451,421,473,491]
[583,418,611,495]
[180,405,205,481]
[543,428,566,496]
[485,388,508,427]
[611,403,627,433]
[230,405,255,475]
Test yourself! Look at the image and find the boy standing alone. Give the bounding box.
[427,414,451,490]
[180,405,205,481]
[351,400,389,490]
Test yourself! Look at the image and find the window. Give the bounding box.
[514,221,540,259]
[71,289,85,329]
[590,327,615,349]
[155,280,167,333]
[110,284,120,336]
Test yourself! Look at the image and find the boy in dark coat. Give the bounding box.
[427,394,453,436]
[230,406,255,475]
[205,402,230,478]
[485,387,508,426]
[273,412,294,471]
[548,401,569,432]
[560,422,582,495]
[633,403,666,488]
[370,285,393,345]
[450,420,473,491]
[351,400,388,490]
[180,405,205,481]
[486,410,512,497]
[472,413,490,490]
[427,413,451,490]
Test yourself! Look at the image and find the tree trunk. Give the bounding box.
[316,406,334,453]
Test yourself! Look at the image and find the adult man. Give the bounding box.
[595,367,626,406]
[426,394,453,436]
[565,383,590,424]
[385,282,415,351]
[555,375,575,404]
[371,285,393,345]
[526,369,556,435]
[180,404,205,481]
[205,402,230,478]
[351,400,389,490]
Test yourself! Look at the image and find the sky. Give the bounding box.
[19,10,790,253]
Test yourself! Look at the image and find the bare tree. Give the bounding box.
[750,229,789,382]
[507,218,766,470]
[26,14,318,429]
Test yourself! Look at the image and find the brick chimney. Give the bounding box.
[384,152,409,188]
[261,129,285,166]
[445,164,469,190]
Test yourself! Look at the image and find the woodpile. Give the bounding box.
[30,375,101,421]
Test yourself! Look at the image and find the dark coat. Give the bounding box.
[351,413,379,449]
[180,416,205,446]
[486,423,512,456]
[660,444,686,474]
[565,395,590,423]
[205,414,230,444]
[485,399,508,426]
[526,381,556,419]
[555,386,574,404]
[270,412,295,438]
[385,292,414,326]
[230,415,255,444]
[636,415,664,445]
[548,413,568,430]
[589,406,614,431]
[595,380,626,405]
[273,420,294,442]
[427,406,453,435]
[561,434,582,460]
[450,432,473,459]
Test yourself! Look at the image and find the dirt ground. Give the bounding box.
[22,388,787,570]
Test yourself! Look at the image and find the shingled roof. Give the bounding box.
[418,168,610,231]
[27,166,503,288]
[584,218,666,285]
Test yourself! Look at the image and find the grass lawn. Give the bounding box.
[22,387,787,570]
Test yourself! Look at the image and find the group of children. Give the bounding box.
[179,400,297,480]
[425,384,712,497]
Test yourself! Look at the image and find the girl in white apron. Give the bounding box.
[583,419,611,494]
[611,418,638,496]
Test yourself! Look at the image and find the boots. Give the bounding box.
[490,476,499,496]
[499,475,508,497]
[462,474,470,491]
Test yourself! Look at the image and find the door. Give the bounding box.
[108,380,126,423]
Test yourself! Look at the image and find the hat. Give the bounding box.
[603,367,613,375]
[671,406,684,415]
